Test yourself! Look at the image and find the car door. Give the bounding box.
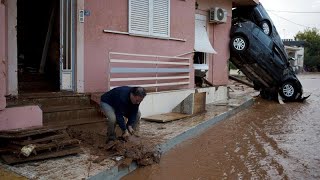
[253,28,284,82]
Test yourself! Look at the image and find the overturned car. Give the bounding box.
[229,3,307,101]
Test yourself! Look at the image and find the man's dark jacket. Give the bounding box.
[100,86,139,131]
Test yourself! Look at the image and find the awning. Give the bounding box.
[194,19,217,54]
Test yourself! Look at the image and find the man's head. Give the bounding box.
[130,87,147,104]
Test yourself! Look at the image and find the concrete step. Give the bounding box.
[42,105,101,122]
[6,92,91,108]
[6,92,105,127]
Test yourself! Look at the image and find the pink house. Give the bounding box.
[0,0,258,131]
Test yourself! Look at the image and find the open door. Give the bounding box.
[60,0,76,91]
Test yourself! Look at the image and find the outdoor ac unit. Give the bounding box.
[209,7,227,23]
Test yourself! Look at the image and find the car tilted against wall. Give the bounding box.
[230,3,308,101]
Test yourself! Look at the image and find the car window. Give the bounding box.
[273,45,287,64]
[252,27,260,36]
[257,30,272,47]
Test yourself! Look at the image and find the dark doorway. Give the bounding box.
[17,0,60,93]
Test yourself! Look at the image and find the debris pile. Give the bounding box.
[107,137,161,167]
[67,125,161,167]
[0,126,82,164]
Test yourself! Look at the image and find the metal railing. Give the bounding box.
[108,52,192,92]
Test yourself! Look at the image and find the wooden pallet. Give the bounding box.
[0,126,82,164]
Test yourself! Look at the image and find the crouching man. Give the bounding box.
[100,86,146,143]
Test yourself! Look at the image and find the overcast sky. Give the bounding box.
[259,0,320,39]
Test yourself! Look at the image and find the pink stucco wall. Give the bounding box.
[0,2,6,110]
[197,0,232,86]
[0,106,42,131]
[83,0,195,92]
[211,15,232,85]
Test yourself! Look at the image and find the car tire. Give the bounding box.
[279,81,299,101]
[260,20,271,35]
[231,35,247,52]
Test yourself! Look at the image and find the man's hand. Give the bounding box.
[122,130,130,138]
[128,126,134,135]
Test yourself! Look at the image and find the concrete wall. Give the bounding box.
[0,1,6,110]
[83,0,195,92]
[197,0,232,86]
[140,89,195,117]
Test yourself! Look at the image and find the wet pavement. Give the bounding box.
[0,79,254,179]
[123,73,320,180]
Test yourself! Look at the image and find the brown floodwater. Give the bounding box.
[123,73,320,180]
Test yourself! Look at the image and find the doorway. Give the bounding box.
[16,0,75,93]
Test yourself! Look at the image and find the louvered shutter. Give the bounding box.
[129,0,170,38]
[129,0,150,35]
[152,0,170,37]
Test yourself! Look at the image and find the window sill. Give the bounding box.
[103,29,186,42]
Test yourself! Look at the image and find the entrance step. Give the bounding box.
[7,92,91,108]
[6,92,105,127]
[42,105,100,122]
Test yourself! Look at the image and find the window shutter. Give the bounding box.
[152,0,170,37]
[129,0,150,35]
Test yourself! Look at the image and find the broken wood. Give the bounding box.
[0,126,67,138]
[143,112,190,123]
[39,6,55,73]
[10,132,69,146]
[1,147,82,165]
[229,75,254,88]
[0,127,82,164]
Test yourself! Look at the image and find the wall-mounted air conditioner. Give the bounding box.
[209,7,227,23]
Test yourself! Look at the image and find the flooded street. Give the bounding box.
[123,73,320,180]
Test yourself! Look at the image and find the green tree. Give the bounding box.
[295,28,320,71]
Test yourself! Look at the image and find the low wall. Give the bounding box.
[0,106,43,131]
[91,86,228,117]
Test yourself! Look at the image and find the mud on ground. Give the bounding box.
[67,122,161,167]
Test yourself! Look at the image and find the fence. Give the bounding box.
[108,52,192,92]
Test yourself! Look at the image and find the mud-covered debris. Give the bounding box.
[119,158,133,169]
[108,138,161,166]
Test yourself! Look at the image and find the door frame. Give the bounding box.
[7,0,85,94]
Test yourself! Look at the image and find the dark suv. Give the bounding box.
[230,3,306,101]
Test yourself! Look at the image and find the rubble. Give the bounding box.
[0,126,82,165]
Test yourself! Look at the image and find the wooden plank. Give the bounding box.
[0,147,15,154]
[193,92,206,114]
[33,139,80,152]
[229,75,254,88]
[143,112,190,123]
[1,146,82,165]
[0,127,67,139]
[39,6,55,73]
[10,133,69,146]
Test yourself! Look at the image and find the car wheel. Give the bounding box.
[231,36,247,52]
[261,21,271,35]
[280,81,298,100]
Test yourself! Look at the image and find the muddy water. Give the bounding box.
[123,73,320,180]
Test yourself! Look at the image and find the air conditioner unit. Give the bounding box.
[209,7,227,23]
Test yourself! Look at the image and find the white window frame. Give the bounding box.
[129,0,170,38]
